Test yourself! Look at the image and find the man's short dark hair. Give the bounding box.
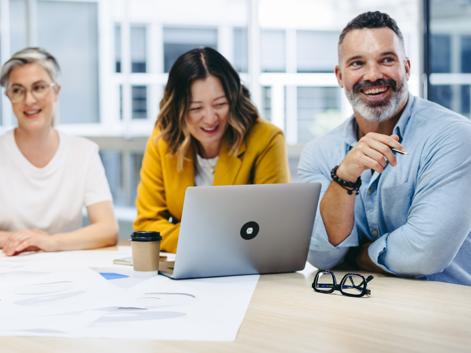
[338,11,404,46]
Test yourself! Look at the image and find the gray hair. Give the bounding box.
[339,11,404,48]
[0,47,60,87]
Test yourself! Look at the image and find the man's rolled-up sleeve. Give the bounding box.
[368,123,471,276]
[298,140,359,269]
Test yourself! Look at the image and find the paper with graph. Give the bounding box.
[0,247,258,340]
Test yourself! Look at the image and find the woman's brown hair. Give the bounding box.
[156,47,259,170]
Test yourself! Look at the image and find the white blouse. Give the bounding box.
[195,154,219,186]
[0,129,112,234]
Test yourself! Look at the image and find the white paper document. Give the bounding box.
[0,247,259,341]
[78,274,259,340]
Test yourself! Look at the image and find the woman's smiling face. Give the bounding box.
[7,63,59,131]
[186,75,229,158]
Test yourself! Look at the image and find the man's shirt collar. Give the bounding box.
[393,94,414,143]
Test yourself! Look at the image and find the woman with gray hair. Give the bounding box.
[0,47,118,256]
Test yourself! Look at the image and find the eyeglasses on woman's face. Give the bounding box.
[312,270,374,297]
[6,81,57,104]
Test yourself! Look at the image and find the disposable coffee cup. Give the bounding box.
[131,231,162,273]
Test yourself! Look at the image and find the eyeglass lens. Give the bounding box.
[8,82,53,102]
[340,274,366,296]
[315,271,335,293]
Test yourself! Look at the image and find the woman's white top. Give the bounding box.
[0,129,112,234]
[195,154,219,186]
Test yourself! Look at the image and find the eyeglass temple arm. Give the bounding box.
[362,275,374,295]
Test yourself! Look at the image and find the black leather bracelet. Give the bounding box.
[330,165,362,195]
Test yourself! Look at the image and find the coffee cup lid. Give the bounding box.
[131,231,162,242]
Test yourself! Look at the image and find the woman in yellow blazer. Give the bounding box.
[134,47,289,252]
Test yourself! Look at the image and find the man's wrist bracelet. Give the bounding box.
[330,165,362,195]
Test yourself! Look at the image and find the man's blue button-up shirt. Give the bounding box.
[298,95,471,285]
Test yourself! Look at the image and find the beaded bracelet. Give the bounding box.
[330,165,362,195]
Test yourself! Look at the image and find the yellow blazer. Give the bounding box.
[133,119,289,252]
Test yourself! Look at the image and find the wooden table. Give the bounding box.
[1,264,470,353]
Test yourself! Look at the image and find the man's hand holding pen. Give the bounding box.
[336,133,408,183]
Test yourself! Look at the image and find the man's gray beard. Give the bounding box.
[345,81,408,122]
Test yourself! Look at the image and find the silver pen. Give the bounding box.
[391,148,408,155]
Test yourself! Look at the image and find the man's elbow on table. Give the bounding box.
[382,251,453,278]
[307,249,347,270]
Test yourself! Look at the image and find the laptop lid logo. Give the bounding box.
[240,221,260,240]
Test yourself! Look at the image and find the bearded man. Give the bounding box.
[298,11,471,285]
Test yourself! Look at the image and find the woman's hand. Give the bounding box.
[2,229,57,256]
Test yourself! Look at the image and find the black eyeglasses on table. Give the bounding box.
[312,270,374,297]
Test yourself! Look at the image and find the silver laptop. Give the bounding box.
[159,183,321,279]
